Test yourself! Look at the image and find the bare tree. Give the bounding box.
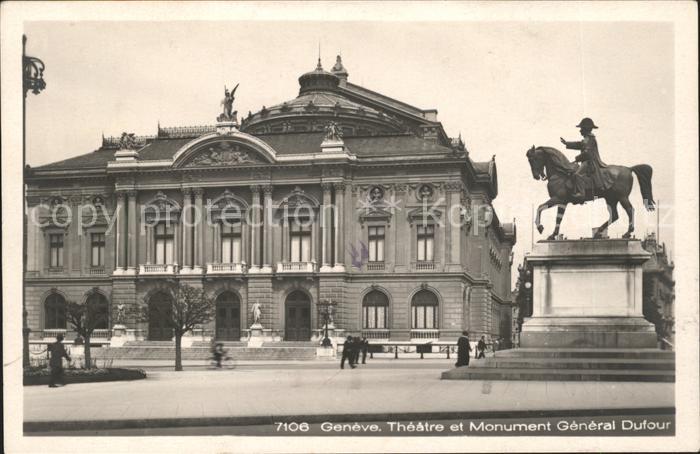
[132,283,215,371]
[65,290,109,368]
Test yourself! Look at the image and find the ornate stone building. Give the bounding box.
[641,233,675,348]
[24,56,516,345]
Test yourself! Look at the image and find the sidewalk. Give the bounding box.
[24,363,674,432]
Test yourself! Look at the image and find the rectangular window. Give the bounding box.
[91,232,105,267]
[221,221,242,263]
[368,226,385,262]
[417,224,435,261]
[154,223,174,264]
[363,305,387,329]
[412,305,436,329]
[290,218,311,262]
[49,233,64,268]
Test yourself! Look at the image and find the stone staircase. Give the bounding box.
[441,348,675,382]
[92,341,319,361]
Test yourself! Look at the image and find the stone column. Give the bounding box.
[193,188,204,273]
[261,185,273,273]
[320,183,333,272]
[281,217,289,263]
[181,188,192,272]
[333,182,346,271]
[249,185,260,272]
[213,222,221,264]
[126,190,138,274]
[114,191,126,273]
[145,225,153,265]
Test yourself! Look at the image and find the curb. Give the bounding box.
[24,407,675,433]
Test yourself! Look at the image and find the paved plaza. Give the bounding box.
[24,359,674,432]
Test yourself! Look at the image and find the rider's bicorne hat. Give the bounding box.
[576,117,598,129]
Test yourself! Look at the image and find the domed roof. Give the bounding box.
[240,59,406,136]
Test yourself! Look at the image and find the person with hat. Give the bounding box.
[560,118,612,202]
[48,333,71,387]
[340,335,356,369]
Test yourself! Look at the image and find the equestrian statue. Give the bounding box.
[527,117,655,240]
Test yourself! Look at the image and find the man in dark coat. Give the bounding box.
[560,117,614,202]
[476,336,487,359]
[360,337,369,364]
[48,334,71,387]
[340,336,356,369]
[352,337,362,365]
[455,331,472,367]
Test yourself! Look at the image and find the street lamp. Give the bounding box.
[23,35,46,368]
[317,299,337,348]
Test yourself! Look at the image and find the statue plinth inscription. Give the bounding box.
[520,238,657,348]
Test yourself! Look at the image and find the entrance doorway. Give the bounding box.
[285,291,311,341]
[148,292,173,341]
[215,292,241,341]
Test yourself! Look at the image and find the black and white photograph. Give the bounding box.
[2,2,698,453]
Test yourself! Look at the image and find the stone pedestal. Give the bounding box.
[247,323,265,347]
[521,239,657,348]
[110,324,127,347]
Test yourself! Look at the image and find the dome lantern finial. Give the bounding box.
[331,54,349,83]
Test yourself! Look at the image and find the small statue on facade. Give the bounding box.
[251,301,262,326]
[115,303,126,324]
[118,132,138,150]
[218,83,239,122]
[324,121,343,142]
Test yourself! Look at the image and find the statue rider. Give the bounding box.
[560,118,612,202]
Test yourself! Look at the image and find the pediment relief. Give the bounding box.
[209,189,248,221]
[143,191,181,222]
[407,206,442,225]
[278,186,319,210]
[359,207,393,225]
[183,141,266,168]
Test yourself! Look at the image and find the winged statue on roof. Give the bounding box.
[218,83,239,123]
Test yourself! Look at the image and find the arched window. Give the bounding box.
[411,290,438,329]
[363,290,389,329]
[86,293,109,329]
[44,293,67,329]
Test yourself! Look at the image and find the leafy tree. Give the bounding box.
[132,283,215,371]
[65,290,109,368]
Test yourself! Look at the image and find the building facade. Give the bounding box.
[641,233,675,348]
[24,56,516,344]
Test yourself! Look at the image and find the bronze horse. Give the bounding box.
[526,146,654,240]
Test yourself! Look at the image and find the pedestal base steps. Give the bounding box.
[441,348,675,382]
[91,341,320,361]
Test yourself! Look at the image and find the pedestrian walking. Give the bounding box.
[360,337,369,364]
[340,336,356,369]
[455,331,471,367]
[476,336,487,359]
[352,337,362,365]
[48,334,71,387]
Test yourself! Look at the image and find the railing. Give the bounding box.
[139,263,178,274]
[413,261,435,271]
[410,329,440,340]
[207,263,246,274]
[276,261,315,273]
[42,328,67,339]
[91,329,111,339]
[366,262,385,271]
[89,267,106,275]
[361,329,390,340]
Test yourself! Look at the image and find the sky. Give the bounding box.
[24,20,675,284]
